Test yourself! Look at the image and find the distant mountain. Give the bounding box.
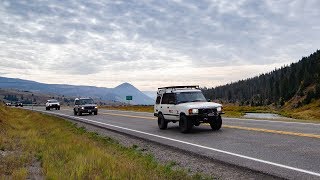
[0,77,154,105]
[113,83,155,104]
[203,50,320,107]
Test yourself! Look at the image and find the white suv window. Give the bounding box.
[156,96,161,104]
[176,91,206,104]
[161,93,175,104]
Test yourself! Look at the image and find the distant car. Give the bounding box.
[73,98,98,116]
[14,102,23,107]
[154,86,224,133]
[46,99,60,110]
[5,102,12,106]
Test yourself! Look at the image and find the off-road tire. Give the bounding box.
[210,116,222,131]
[94,111,98,115]
[78,110,82,116]
[158,113,168,130]
[74,109,77,115]
[179,115,193,133]
[46,107,49,110]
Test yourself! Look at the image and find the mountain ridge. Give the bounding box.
[0,77,154,105]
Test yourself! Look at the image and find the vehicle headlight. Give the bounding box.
[188,108,198,115]
[217,106,222,112]
[94,106,98,109]
[81,107,85,110]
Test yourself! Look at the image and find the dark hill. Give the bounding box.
[0,77,154,105]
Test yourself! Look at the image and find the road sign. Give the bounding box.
[126,96,133,100]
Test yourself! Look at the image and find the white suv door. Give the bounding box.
[161,93,179,121]
[154,95,162,115]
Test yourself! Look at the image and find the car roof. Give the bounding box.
[75,97,93,100]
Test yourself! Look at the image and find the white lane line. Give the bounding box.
[32,109,320,178]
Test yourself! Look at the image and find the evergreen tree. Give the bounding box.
[202,50,320,106]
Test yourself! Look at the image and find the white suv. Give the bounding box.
[154,86,224,133]
[46,99,60,110]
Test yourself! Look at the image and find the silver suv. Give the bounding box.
[154,86,224,133]
[73,98,98,116]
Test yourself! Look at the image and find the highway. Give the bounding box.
[23,106,320,179]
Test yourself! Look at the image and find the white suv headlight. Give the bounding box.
[188,108,198,115]
[217,106,222,112]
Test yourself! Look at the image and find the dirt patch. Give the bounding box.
[27,158,43,180]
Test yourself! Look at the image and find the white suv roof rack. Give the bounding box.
[157,86,200,94]
[158,85,199,90]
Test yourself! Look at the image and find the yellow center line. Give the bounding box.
[223,125,320,139]
[101,112,320,139]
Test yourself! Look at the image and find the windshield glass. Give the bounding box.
[48,100,58,103]
[80,99,94,105]
[176,92,207,104]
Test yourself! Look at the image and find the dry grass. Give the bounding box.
[280,99,320,121]
[0,105,210,179]
[222,105,275,118]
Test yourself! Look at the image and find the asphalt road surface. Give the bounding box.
[23,106,320,179]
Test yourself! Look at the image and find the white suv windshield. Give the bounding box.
[176,92,207,104]
[48,100,58,103]
[80,99,94,105]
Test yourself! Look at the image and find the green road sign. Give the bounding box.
[126,96,133,100]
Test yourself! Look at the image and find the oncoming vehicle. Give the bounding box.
[46,99,60,110]
[154,86,224,133]
[73,98,98,116]
[14,102,23,107]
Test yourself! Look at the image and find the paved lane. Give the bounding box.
[23,106,320,179]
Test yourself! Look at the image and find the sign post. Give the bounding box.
[126,96,133,105]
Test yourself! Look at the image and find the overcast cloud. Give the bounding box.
[0,0,319,90]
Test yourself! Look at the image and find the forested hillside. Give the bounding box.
[203,50,320,107]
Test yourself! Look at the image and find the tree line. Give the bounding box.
[203,50,320,107]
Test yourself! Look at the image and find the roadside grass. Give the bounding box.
[0,105,211,179]
[280,99,320,122]
[222,105,275,118]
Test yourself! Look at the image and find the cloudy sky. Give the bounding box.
[0,0,319,90]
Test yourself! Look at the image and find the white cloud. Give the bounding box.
[0,0,319,90]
